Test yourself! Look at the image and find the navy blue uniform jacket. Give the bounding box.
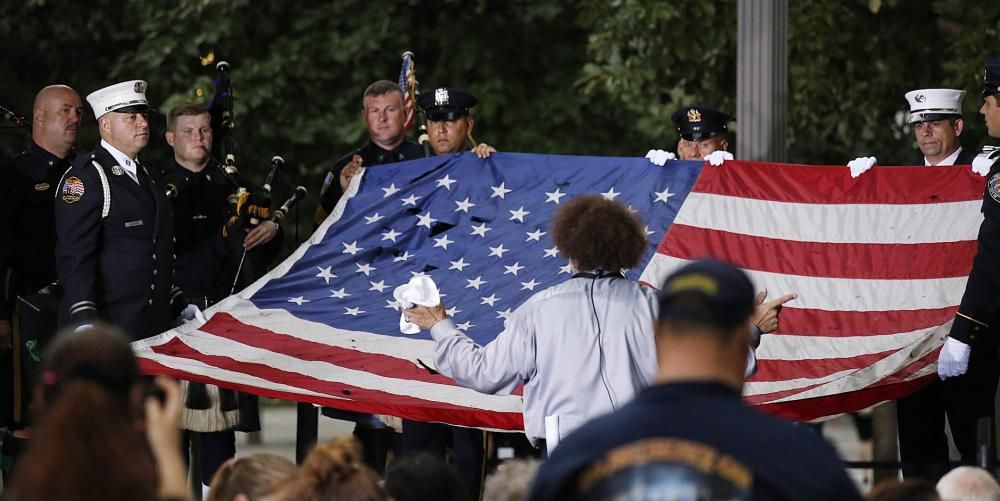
[54,144,182,340]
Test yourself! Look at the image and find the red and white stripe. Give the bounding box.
[133,160,985,429]
[133,296,525,430]
[639,160,985,421]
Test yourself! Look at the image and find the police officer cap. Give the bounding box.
[86,80,153,119]
[983,56,1000,99]
[417,87,478,121]
[671,105,735,141]
[904,88,964,124]
[657,259,755,329]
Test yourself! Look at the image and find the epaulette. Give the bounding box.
[329,146,364,171]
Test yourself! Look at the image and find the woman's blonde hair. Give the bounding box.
[207,453,297,501]
[268,437,388,501]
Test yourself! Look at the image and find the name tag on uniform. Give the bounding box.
[34,182,50,191]
[193,214,208,220]
[124,220,144,228]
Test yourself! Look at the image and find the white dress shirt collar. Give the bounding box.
[925,147,962,166]
[100,139,140,183]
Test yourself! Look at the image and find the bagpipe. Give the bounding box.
[171,56,308,294]
[0,104,30,132]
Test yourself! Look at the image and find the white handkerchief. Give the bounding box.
[392,275,442,334]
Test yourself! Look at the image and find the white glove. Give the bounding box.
[645,149,676,166]
[393,276,441,334]
[179,304,207,324]
[972,154,993,176]
[848,156,877,178]
[937,337,971,380]
[704,150,734,166]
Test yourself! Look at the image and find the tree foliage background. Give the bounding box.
[2,0,999,240]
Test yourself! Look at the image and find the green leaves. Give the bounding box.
[579,0,1000,163]
[2,0,999,180]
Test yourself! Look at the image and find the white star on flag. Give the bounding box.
[454,197,476,213]
[489,244,509,258]
[364,213,384,224]
[393,251,412,263]
[342,241,363,255]
[445,306,462,316]
[504,262,525,275]
[449,258,470,271]
[559,263,574,274]
[525,229,545,242]
[315,266,336,284]
[381,228,401,242]
[329,288,351,299]
[456,321,474,331]
[436,175,457,190]
[644,226,655,237]
[434,234,454,249]
[466,276,487,289]
[601,187,620,200]
[382,184,400,197]
[288,296,309,305]
[471,222,492,237]
[401,194,422,206]
[545,188,566,204]
[654,187,674,203]
[345,307,365,316]
[481,294,500,306]
[520,279,539,290]
[544,247,559,258]
[356,262,376,276]
[369,280,389,293]
[385,300,401,310]
[509,207,530,223]
[490,182,512,199]
[496,308,514,319]
[416,212,438,229]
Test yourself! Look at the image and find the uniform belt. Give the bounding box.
[187,296,214,310]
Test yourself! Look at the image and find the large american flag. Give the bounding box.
[133,154,985,428]
[641,160,985,421]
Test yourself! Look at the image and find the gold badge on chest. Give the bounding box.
[111,165,125,176]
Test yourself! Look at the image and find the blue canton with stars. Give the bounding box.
[250,152,703,346]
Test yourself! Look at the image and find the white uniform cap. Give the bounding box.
[905,88,965,124]
[86,80,152,119]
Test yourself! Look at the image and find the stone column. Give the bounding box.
[736,0,788,161]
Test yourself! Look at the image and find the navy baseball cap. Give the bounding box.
[657,259,755,329]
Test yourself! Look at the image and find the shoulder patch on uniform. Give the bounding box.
[61,176,85,203]
[989,173,1000,204]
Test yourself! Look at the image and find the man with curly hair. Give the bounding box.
[405,196,792,451]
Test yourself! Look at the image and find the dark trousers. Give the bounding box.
[402,419,486,499]
[183,430,236,486]
[353,425,400,476]
[897,341,1000,481]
